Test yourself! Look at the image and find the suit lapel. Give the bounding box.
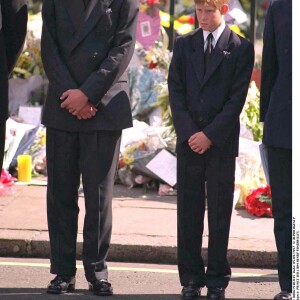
[84,0,98,22]
[69,0,115,52]
[62,0,85,32]
[200,26,232,89]
[191,29,205,84]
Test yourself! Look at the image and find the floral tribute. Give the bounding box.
[0,169,16,196]
[140,0,160,16]
[244,185,272,217]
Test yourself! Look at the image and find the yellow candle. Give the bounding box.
[17,155,32,182]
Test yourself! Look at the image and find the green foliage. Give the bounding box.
[152,83,176,151]
[10,17,44,79]
[240,81,263,141]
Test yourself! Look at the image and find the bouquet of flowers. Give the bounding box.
[140,0,160,16]
[244,185,272,217]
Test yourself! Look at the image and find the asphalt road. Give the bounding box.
[0,258,279,299]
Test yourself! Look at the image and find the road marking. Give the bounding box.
[0,262,277,278]
[0,293,42,296]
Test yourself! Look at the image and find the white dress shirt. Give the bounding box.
[203,19,226,51]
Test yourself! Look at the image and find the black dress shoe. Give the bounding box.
[207,287,225,299]
[273,291,292,300]
[181,284,201,299]
[47,275,76,294]
[89,279,113,296]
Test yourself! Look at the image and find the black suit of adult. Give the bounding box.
[0,0,27,168]
[260,0,292,293]
[168,26,254,288]
[41,0,138,282]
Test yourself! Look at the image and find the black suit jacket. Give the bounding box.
[168,26,254,156]
[260,0,292,149]
[41,0,139,131]
[0,0,27,123]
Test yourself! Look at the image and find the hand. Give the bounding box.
[77,103,98,120]
[188,131,212,154]
[60,89,89,115]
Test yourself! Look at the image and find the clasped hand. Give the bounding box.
[60,89,97,120]
[188,131,212,154]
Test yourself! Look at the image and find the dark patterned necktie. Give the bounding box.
[204,33,213,72]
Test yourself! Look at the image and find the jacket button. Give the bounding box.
[200,98,204,103]
[198,117,203,122]
[91,52,98,59]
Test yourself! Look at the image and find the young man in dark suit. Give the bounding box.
[260,1,292,299]
[168,0,254,298]
[0,0,27,169]
[41,0,138,295]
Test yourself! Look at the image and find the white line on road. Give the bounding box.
[0,262,277,278]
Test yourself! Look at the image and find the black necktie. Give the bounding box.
[204,33,213,72]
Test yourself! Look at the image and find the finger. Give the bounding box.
[189,141,200,149]
[194,148,202,154]
[61,100,69,108]
[188,136,195,144]
[60,91,69,100]
[190,144,201,152]
[199,147,209,154]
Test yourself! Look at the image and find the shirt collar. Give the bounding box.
[203,19,226,46]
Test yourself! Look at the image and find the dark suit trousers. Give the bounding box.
[46,127,121,282]
[268,146,292,292]
[176,142,236,288]
[0,122,5,169]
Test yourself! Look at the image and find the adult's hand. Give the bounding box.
[188,131,212,154]
[76,103,98,120]
[60,89,89,115]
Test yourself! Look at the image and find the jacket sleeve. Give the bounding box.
[1,0,27,73]
[41,0,78,95]
[168,37,200,144]
[260,0,277,122]
[202,41,254,149]
[80,0,139,107]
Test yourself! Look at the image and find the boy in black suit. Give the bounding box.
[168,0,254,298]
[260,1,292,299]
[0,0,27,169]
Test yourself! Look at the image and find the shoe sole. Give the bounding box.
[88,284,113,296]
[93,291,113,296]
[46,284,75,294]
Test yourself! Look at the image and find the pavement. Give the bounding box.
[0,180,277,268]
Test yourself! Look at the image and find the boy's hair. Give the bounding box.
[194,0,229,10]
